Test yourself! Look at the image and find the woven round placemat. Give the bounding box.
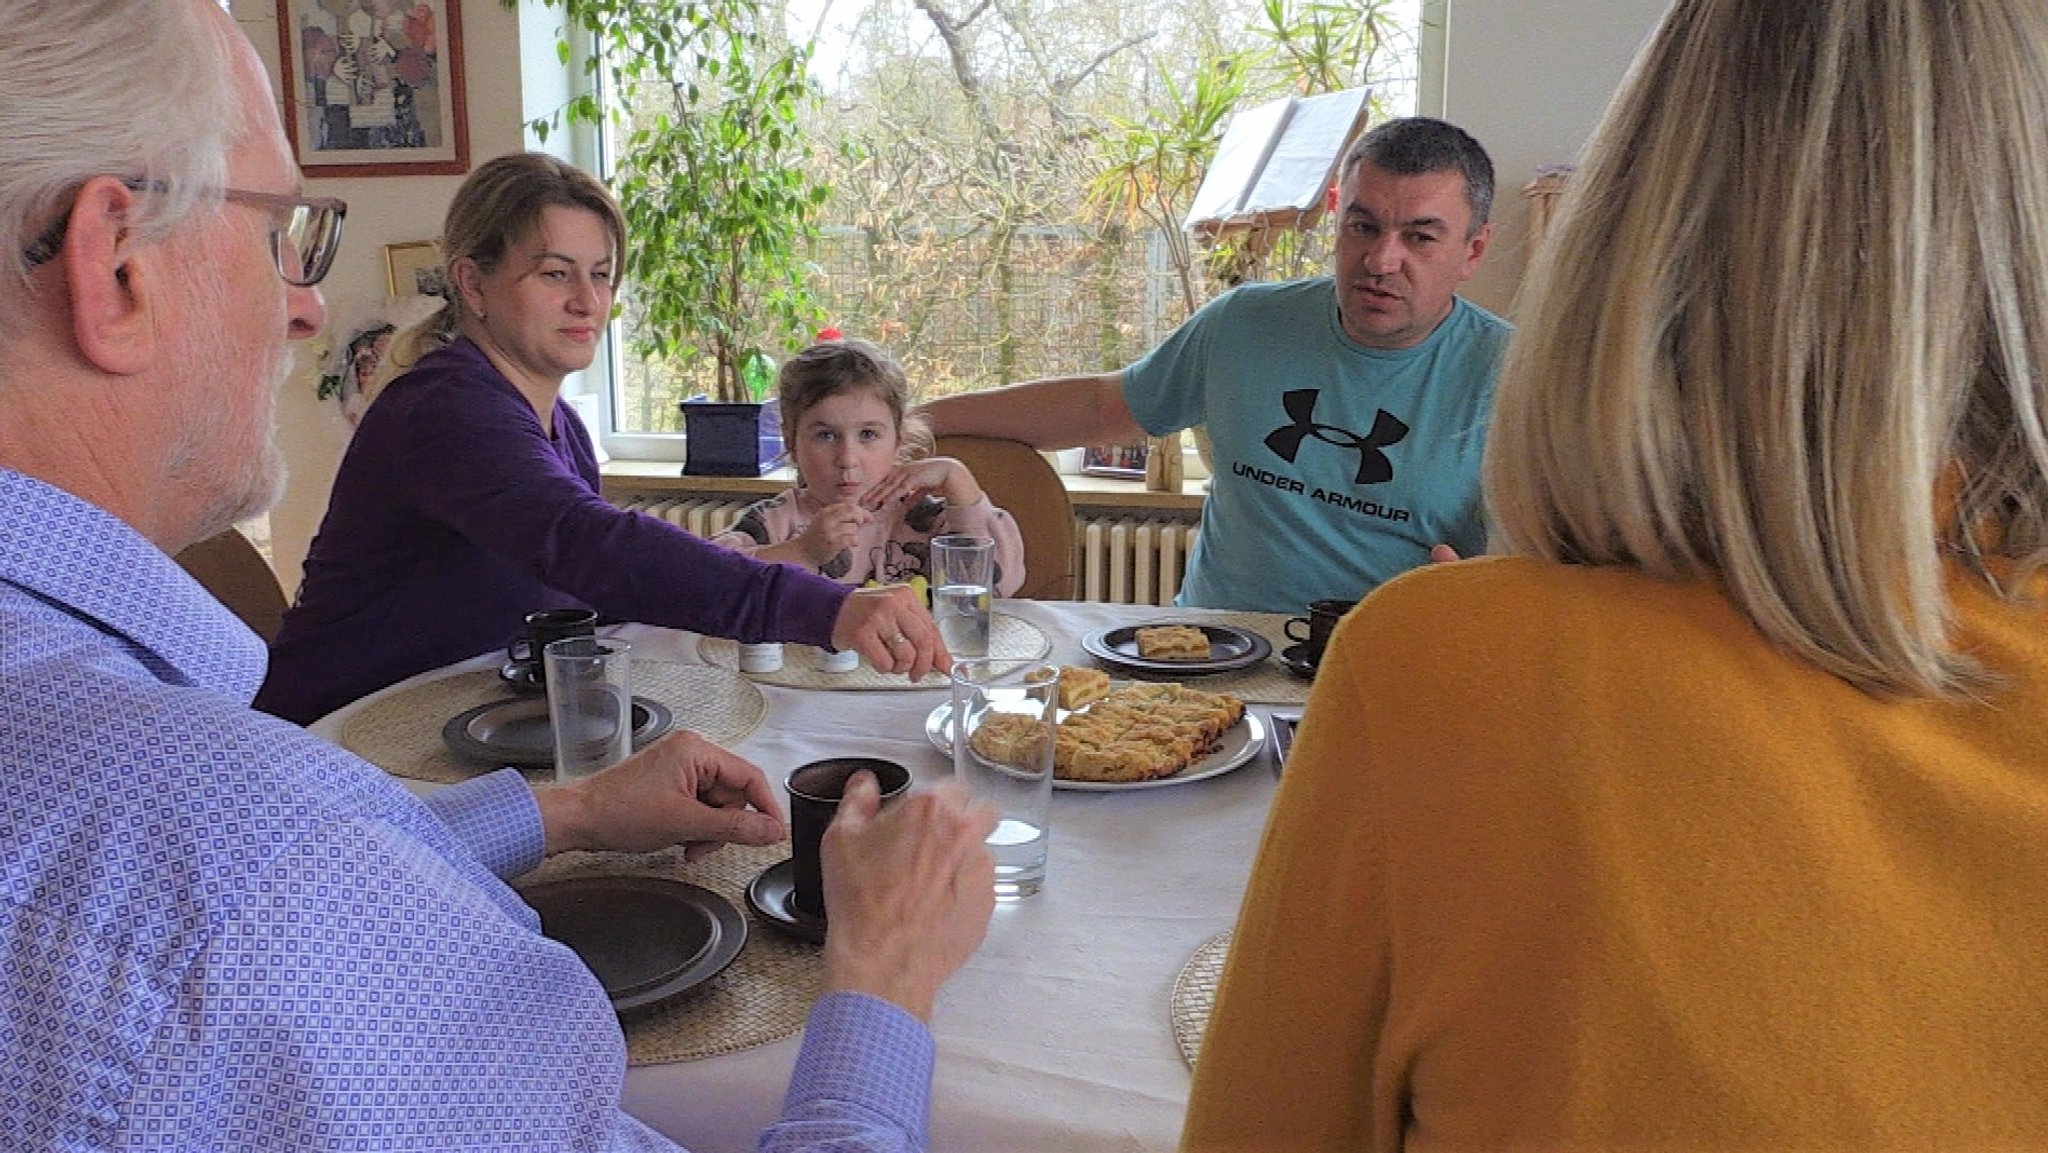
[698,611,1051,691]
[339,661,768,784]
[1170,929,1233,1068]
[519,839,820,1065]
[1115,612,1309,706]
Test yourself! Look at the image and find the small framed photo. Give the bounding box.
[276,0,471,177]
[384,240,446,300]
[1082,439,1150,479]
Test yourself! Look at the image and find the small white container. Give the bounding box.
[814,647,860,674]
[738,643,784,673]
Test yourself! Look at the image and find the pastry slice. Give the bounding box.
[967,711,1054,767]
[1057,665,1112,710]
[1135,624,1212,661]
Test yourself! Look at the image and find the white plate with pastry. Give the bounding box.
[1079,622,1272,677]
[925,674,1267,792]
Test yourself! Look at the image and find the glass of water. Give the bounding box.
[544,637,633,784]
[931,533,995,658]
[950,658,1057,900]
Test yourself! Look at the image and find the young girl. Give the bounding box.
[714,338,1027,596]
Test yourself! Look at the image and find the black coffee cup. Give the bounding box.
[505,607,599,691]
[1283,597,1356,666]
[787,757,913,918]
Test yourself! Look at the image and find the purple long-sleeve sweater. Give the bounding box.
[257,339,849,724]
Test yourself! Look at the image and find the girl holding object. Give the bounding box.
[715,338,1027,596]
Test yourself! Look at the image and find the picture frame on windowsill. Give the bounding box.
[1081,440,1149,479]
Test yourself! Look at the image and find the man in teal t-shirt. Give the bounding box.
[920,118,1508,612]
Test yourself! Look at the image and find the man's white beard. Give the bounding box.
[166,255,294,546]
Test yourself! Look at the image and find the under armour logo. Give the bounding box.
[1263,388,1410,484]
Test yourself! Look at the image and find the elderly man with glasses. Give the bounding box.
[0,3,998,1149]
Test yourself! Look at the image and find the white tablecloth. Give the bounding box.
[316,600,1282,1153]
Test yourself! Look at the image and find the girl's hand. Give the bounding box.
[863,457,982,511]
[795,500,872,566]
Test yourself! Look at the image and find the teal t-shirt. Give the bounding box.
[1123,278,1509,612]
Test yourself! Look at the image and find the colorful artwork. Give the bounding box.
[277,0,469,176]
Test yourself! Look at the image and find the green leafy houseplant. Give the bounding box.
[519,0,830,403]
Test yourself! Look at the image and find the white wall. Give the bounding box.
[230,0,531,591]
[1440,0,1672,316]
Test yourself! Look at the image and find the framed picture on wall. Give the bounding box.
[275,0,471,177]
[383,239,445,299]
[1082,440,1150,479]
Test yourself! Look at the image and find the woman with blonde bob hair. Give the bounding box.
[1184,1,2048,1148]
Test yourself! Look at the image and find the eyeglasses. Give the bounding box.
[21,177,347,288]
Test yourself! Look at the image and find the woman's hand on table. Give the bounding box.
[819,774,998,1023]
[831,583,950,680]
[535,730,787,859]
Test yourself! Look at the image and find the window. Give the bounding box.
[546,0,1426,455]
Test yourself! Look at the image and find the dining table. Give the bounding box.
[312,598,1308,1153]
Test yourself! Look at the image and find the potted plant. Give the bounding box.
[520,0,829,472]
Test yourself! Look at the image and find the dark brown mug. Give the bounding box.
[787,758,913,919]
[505,607,599,690]
[1283,597,1356,665]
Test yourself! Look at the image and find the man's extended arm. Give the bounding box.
[917,372,1145,449]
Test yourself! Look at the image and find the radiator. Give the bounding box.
[1073,516,1199,606]
[617,495,1197,607]
[619,495,758,537]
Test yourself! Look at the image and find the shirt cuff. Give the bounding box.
[774,569,851,650]
[766,992,934,1151]
[422,768,545,879]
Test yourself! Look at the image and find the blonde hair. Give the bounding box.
[1486,0,2048,696]
[389,153,627,372]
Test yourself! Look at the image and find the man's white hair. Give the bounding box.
[0,0,245,338]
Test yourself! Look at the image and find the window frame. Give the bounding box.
[522,8,685,462]
[533,0,1442,463]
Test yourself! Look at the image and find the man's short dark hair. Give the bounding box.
[1343,117,1495,233]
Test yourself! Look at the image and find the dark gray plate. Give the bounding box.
[1080,623,1273,677]
[1278,642,1318,680]
[441,695,673,768]
[745,858,827,945]
[519,875,746,1015]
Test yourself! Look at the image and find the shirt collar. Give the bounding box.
[0,469,268,701]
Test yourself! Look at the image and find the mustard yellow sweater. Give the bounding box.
[1183,556,2048,1152]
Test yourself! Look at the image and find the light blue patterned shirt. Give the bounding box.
[0,469,933,1151]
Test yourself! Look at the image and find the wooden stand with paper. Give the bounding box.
[1183,87,1373,263]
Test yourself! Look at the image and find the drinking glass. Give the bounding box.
[545,637,633,783]
[951,658,1058,899]
[931,534,996,658]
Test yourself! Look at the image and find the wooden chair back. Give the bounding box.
[173,527,288,642]
[934,435,1076,600]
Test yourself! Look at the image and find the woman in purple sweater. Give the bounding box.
[258,155,944,725]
